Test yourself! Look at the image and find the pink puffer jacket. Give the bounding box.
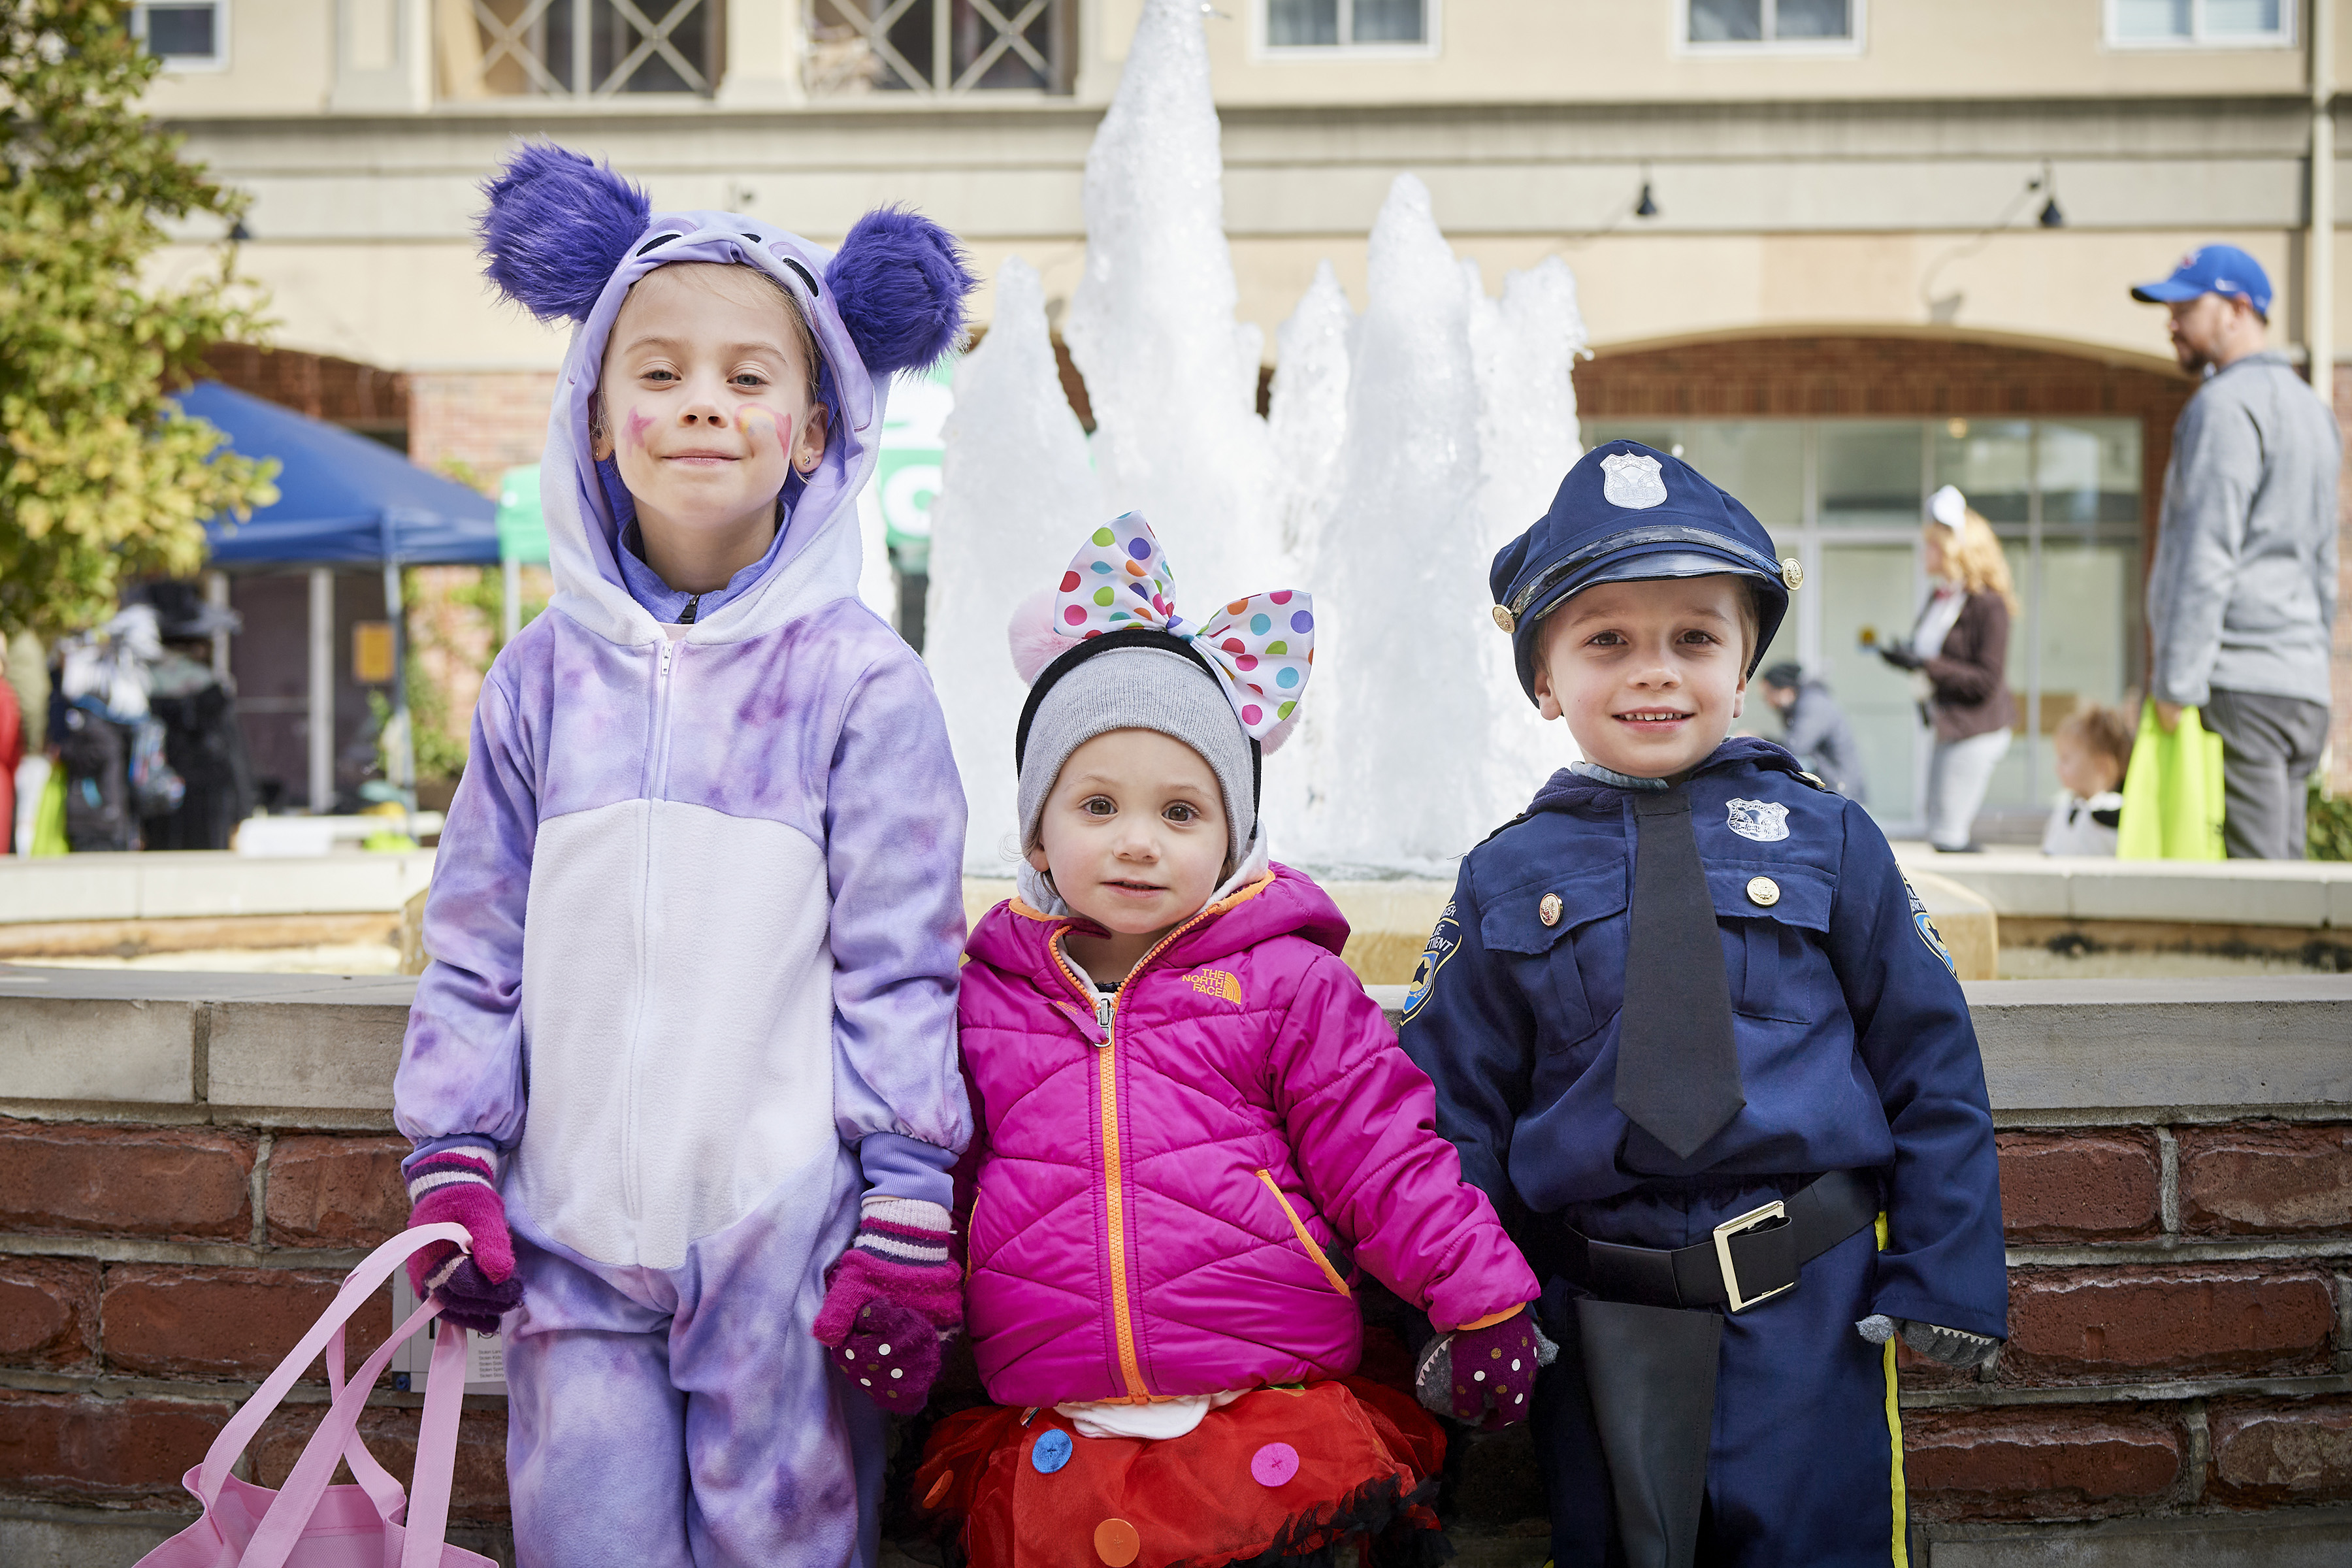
[958,863,1538,1409]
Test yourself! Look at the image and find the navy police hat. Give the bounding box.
[1489,440,1799,702]
[2129,244,2272,319]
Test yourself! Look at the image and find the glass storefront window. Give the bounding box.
[1818,422,1922,529]
[1582,416,2145,840]
[1932,418,2033,525]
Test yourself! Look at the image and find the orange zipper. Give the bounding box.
[1255,1169,1351,1296]
[1047,902,1228,1404]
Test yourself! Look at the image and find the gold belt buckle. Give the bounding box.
[1712,1200,1793,1313]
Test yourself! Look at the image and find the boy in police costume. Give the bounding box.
[1398,441,2006,1568]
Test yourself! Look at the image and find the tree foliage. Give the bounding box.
[0,0,276,637]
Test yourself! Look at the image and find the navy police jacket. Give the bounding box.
[1397,737,2008,1341]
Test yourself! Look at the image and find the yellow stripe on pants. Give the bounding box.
[1876,1213,1908,1567]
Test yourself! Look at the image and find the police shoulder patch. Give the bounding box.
[1903,876,1955,975]
[1401,900,1461,1022]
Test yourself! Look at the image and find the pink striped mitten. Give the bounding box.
[404,1149,523,1335]
[811,1198,960,1414]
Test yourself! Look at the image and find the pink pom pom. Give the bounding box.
[1260,713,1299,755]
[1007,589,1068,685]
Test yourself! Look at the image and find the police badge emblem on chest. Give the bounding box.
[1600,451,1668,510]
[1725,798,1790,842]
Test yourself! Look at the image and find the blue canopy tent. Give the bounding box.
[177,382,498,568]
[174,381,500,813]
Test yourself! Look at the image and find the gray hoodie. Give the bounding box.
[2147,350,2340,710]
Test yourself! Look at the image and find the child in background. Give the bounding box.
[917,517,1542,1568]
[2041,703,2133,856]
[1400,442,2008,1567]
[393,147,976,1568]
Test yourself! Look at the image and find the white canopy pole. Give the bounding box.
[308,567,334,813]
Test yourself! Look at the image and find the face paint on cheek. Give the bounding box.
[622,409,655,449]
[738,407,793,462]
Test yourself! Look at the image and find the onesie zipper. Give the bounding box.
[1047,902,1227,1405]
[621,634,679,1221]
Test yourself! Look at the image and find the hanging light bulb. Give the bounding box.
[2035,161,2063,227]
[1635,182,1660,219]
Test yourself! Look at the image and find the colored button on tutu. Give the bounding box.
[1032,1428,1073,1474]
[1249,1442,1299,1486]
[1094,1518,1141,1566]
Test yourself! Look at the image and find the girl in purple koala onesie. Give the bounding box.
[393,146,977,1568]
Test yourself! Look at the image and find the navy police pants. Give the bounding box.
[1530,1179,1909,1568]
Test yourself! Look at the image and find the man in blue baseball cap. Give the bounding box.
[1398,440,2007,1567]
[2131,245,2340,858]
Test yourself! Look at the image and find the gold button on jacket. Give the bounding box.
[1746,876,1781,907]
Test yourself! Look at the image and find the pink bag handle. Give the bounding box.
[193,1224,469,1510]
[240,1295,438,1566]
[323,1321,409,1518]
[399,1303,471,1563]
[229,1224,482,1568]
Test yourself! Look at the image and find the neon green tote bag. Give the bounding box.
[2115,700,2225,861]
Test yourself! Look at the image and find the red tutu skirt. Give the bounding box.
[913,1379,1448,1568]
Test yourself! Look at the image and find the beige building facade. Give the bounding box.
[145,0,2352,824]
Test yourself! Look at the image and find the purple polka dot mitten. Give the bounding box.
[1415,1309,1546,1431]
[811,1198,961,1414]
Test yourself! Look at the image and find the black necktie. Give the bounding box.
[1614,788,1746,1159]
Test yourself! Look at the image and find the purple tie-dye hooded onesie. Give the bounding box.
[393,150,975,1568]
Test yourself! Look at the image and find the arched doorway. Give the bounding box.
[1576,332,2197,839]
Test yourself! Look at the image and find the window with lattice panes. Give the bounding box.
[804,0,1075,95]
[439,0,722,99]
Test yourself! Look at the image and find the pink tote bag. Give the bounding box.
[137,1223,498,1568]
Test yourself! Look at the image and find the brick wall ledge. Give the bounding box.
[3,970,2342,1120]
[0,851,436,926]
[1890,847,2352,931]
[4,970,2349,1562]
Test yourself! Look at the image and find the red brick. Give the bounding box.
[2001,1266,2337,1384]
[0,1118,253,1240]
[1996,1130,2162,1243]
[0,1389,231,1503]
[2207,1397,2352,1505]
[252,1403,510,1525]
[1904,1406,2182,1520]
[0,1258,100,1369]
[265,1135,410,1247]
[2178,1121,2352,1237]
[102,1266,392,1381]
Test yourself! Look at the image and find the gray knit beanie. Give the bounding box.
[1016,645,1256,872]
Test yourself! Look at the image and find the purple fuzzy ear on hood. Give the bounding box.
[825,207,976,379]
[478,144,653,324]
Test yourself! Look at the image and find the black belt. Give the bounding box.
[1560,1169,1880,1315]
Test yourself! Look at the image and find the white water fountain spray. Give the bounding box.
[927,0,1588,876]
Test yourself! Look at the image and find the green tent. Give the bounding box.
[496,465,546,638]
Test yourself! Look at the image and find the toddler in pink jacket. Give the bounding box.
[914,518,1542,1568]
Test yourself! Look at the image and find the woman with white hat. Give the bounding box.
[1880,485,2018,851]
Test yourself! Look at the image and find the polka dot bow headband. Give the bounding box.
[1054,514,1315,740]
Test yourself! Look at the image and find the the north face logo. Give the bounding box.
[1185,970,1241,1005]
